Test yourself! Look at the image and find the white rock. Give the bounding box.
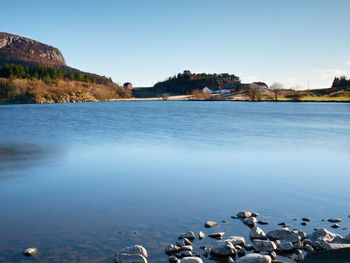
[205,220,218,228]
[198,231,205,240]
[23,247,39,256]
[236,253,272,263]
[115,254,147,263]
[116,245,148,263]
[249,226,266,240]
[179,257,203,263]
[119,245,148,258]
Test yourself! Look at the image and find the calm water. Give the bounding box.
[0,101,349,262]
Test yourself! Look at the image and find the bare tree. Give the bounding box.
[270,82,283,101]
[245,83,262,101]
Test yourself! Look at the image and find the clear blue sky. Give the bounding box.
[1,0,350,88]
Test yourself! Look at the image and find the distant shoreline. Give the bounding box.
[1,97,350,105]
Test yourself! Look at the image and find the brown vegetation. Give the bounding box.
[0,78,132,104]
[191,89,213,100]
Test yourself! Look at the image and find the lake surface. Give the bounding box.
[0,101,349,262]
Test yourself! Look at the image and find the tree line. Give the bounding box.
[332,76,350,89]
[154,70,240,94]
[0,64,113,85]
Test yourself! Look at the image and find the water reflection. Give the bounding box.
[0,143,60,178]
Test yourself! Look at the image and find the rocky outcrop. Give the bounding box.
[0,32,66,67]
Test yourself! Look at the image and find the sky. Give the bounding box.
[1,0,350,88]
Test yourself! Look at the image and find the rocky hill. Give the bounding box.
[0,32,66,68]
[0,32,132,103]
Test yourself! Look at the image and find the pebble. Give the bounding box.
[331,223,340,229]
[302,218,310,222]
[300,222,307,226]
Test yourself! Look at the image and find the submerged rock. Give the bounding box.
[23,247,39,257]
[236,253,271,263]
[328,218,342,223]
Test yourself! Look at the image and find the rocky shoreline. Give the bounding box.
[161,211,350,263]
[22,210,350,262]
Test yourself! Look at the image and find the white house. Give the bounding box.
[252,82,269,91]
[202,86,212,94]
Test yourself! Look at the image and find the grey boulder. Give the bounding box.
[267,228,300,243]
[252,239,277,252]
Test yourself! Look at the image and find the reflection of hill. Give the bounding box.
[0,144,59,177]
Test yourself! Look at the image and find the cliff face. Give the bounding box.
[0,32,66,67]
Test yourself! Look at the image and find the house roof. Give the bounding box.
[252,82,268,86]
